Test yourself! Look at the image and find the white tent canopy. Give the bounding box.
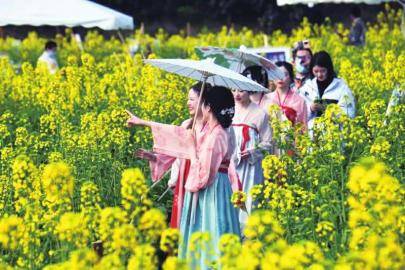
[277,0,392,5]
[0,0,134,30]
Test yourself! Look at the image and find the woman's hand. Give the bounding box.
[134,149,157,162]
[240,149,254,160]
[126,110,146,127]
[310,103,324,112]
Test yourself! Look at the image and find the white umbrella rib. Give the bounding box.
[218,76,231,89]
[227,77,241,90]
[185,68,200,78]
[167,65,189,74]
[241,81,254,92]
[209,76,216,87]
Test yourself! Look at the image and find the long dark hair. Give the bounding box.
[190,82,203,95]
[241,65,269,89]
[202,86,235,128]
[275,61,294,82]
[310,51,337,80]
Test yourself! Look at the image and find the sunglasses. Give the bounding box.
[295,77,305,82]
[296,55,310,61]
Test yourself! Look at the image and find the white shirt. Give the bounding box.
[38,50,59,74]
[298,77,356,125]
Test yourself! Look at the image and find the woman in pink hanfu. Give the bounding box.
[262,61,308,129]
[136,83,205,229]
[231,87,272,232]
[128,85,241,270]
[261,61,308,156]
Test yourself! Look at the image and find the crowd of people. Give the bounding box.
[127,39,356,268]
[28,6,364,268]
[29,9,362,268]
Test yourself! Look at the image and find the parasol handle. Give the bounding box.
[191,75,208,132]
[157,186,172,202]
[189,75,207,225]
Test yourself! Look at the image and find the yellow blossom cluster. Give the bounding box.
[337,158,404,269]
[55,212,89,247]
[0,215,25,250]
[262,154,287,183]
[160,228,180,256]
[219,211,326,270]
[121,168,152,221]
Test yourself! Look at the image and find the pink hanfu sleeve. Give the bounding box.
[149,154,176,182]
[151,123,196,160]
[227,158,242,192]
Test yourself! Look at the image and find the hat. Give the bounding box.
[293,40,311,52]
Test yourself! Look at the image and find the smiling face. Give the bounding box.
[187,88,200,117]
[232,89,250,104]
[312,65,328,82]
[275,66,292,90]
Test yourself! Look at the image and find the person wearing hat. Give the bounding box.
[292,40,313,92]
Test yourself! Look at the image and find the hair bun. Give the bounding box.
[201,86,235,128]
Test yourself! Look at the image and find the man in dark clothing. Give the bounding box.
[349,7,366,46]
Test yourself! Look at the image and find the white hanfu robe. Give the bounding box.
[231,102,272,231]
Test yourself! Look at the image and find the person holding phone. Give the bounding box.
[297,51,356,130]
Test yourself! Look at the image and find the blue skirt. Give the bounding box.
[236,159,264,232]
[179,172,241,269]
